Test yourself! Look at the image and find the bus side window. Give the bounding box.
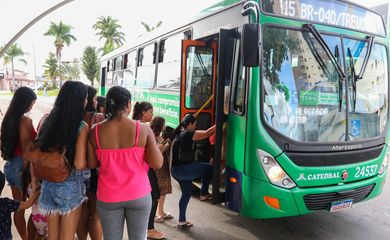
[157,33,184,90]
[135,43,156,88]
[123,51,136,88]
[234,60,246,114]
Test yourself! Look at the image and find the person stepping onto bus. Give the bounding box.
[132,102,165,240]
[87,87,163,240]
[171,114,216,228]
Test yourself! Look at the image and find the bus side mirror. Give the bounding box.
[241,23,260,67]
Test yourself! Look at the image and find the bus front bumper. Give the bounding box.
[240,171,387,219]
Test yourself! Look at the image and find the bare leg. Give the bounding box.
[47,215,60,240]
[88,194,102,240]
[59,207,82,240]
[11,186,27,240]
[76,202,90,240]
[157,195,166,217]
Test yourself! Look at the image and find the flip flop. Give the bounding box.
[147,229,166,239]
[154,216,164,223]
[176,221,194,228]
[200,194,212,201]
[162,213,173,220]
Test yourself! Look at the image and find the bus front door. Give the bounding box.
[180,40,217,130]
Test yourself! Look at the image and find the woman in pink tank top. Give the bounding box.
[87,86,163,240]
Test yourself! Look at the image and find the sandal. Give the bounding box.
[161,213,174,220]
[147,229,165,239]
[200,194,212,201]
[176,221,194,228]
[154,216,164,223]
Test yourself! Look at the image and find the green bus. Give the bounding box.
[99,0,389,218]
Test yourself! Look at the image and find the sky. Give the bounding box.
[0,0,388,82]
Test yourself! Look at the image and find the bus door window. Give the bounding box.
[185,46,214,109]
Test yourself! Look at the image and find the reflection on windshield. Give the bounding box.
[263,27,346,143]
[347,43,388,140]
[262,27,388,143]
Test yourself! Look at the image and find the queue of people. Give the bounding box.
[0,83,216,240]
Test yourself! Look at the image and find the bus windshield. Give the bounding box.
[262,27,388,143]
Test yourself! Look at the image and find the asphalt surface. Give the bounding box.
[1,95,389,240]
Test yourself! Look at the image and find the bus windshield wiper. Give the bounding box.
[347,48,357,112]
[303,24,346,111]
[334,45,343,112]
[356,35,375,81]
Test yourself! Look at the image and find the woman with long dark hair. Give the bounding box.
[77,86,104,240]
[1,86,37,240]
[132,102,165,240]
[35,81,89,240]
[171,114,215,227]
[87,86,162,239]
[150,116,174,223]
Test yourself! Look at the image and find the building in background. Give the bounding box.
[0,68,35,91]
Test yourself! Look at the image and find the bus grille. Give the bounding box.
[303,184,375,211]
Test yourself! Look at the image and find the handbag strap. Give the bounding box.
[36,114,49,136]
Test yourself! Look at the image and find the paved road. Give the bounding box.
[1,95,390,240]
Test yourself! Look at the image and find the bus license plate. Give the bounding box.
[329,199,353,212]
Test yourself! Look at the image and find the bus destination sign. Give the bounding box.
[262,0,386,36]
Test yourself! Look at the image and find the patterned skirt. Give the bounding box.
[155,152,172,195]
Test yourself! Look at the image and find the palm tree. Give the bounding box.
[59,59,80,81]
[3,43,27,89]
[44,21,76,86]
[81,46,99,86]
[43,53,59,87]
[140,21,162,32]
[93,16,125,55]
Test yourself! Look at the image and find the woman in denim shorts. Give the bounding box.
[1,86,37,239]
[33,81,89,240]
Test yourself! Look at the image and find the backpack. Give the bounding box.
[171,131,195,166]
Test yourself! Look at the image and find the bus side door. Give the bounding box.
[180,40,217,130]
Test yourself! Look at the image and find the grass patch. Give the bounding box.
[0,91,12,96]
[36,88,60,96]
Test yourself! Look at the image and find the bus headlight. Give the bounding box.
[257,149,296,189]
[378,153,388,175]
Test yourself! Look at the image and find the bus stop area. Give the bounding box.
[1,95,390,240]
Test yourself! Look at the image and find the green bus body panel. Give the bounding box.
[243,68,284,180]
[277,146,388,188]
[131,89,180,128]
[226,114,247,172]
[240,171,387,218]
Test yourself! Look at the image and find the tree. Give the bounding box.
[43,53,59,87]
[93,16,125,55]
[44,21,77,86]
[81,46,99,86]
[3,43,27,89]
[59,59,80,81]
[140,21,162,32]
